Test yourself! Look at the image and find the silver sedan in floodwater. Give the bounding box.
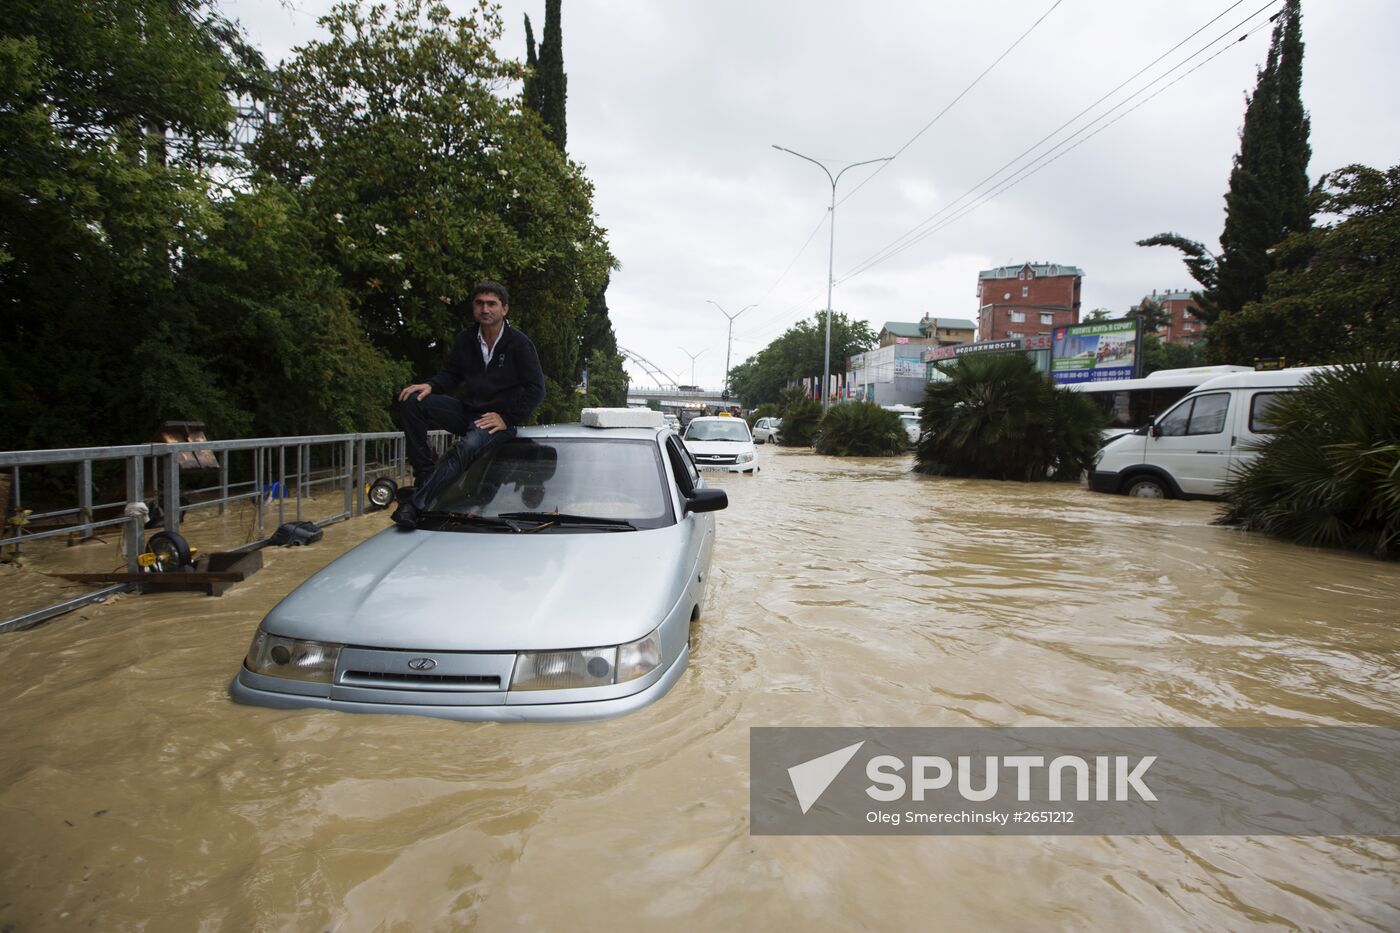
[230,414,727,722]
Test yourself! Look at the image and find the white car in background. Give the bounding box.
[752,417,782,445]
[683,415,759,474]
[898,413,921,444]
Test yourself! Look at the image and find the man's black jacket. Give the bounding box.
[425,322,546,427]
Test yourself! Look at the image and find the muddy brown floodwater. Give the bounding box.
[1,448,1397,931]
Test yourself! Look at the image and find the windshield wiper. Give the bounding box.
[497,511,638,531]
[417,510,526,532]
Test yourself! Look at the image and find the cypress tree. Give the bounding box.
[537,0,567,152]
[1139,0,1310,325]
[522,14,542,115]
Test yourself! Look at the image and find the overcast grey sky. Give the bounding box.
[222,0,1399,390]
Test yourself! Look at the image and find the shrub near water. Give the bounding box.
[1218,362,1400,559]
[776,388,822,447]
[915,353,1105,481]
[814,402,908,456]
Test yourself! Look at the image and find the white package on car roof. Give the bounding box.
[581,408,664,428]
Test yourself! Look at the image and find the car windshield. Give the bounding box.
[685,420,750,442]
[426,438,673,530]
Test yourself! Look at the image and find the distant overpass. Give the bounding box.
[625,386,727,408]
[618,345,730,408]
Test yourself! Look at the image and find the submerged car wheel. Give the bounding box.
[145,530,193,571]
[1125,476,1169,499]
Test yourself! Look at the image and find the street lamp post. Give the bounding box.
[772,145,892,408]
[707,300,756,401]
[677,347,707,387]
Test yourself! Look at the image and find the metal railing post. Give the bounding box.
[6,466,21,557]
[125,455,144,572]
[255,446,265,540]
[296,443,305,523]
[354,437,367,516]
[78,459,93,541]
[162,449,180,534]
[277,445,286,527]
[218,450,229,515]
[343,439,354,517]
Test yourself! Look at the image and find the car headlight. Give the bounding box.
[511,629,664,691]
[616,631,662,683]
[244,629,342,683]
[512,647,616,691]
[736,451,754,463]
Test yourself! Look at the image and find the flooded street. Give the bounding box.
[1,447,1398,930]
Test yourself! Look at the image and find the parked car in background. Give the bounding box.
[753,417,782,445]
[230,409,727,722]
[683,415,759,474]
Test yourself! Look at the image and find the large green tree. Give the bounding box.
[728,312,877,407]
[165,183,408,437]
[1205,164,1400,364]
[253,0,613,421]
[524,0,619,405]
[0,0,264,449]
[1138,0,1310,329]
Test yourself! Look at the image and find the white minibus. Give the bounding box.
[1088,365,1337,500]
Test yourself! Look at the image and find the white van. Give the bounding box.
[1087,365,1332,500]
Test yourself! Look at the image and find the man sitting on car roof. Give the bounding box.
[390,280,545,530]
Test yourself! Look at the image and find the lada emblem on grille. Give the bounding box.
[407,657,438,671]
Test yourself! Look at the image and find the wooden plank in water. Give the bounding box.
[55,550,263,596]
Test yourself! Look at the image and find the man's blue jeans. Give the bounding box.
[393,394,515,509]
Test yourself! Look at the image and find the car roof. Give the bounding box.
[1190,364,1379,394]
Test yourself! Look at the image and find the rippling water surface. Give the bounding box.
[1,449,1397,930]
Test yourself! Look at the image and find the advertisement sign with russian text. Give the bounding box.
[1051,319,1140,384]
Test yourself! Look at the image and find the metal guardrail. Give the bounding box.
[0,429,449,634]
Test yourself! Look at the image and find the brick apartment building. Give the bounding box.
[977,262,1082,341]
[1145,289,1207,345]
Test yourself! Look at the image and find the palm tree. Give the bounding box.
[815,402,907,456]
[915,353,1104,481]
[1218,362,1400,558]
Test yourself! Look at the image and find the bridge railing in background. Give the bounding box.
[0,429,450,633]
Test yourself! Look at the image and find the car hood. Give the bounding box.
[263,525,697,651]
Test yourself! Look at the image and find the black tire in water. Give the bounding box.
[145,530,193,572]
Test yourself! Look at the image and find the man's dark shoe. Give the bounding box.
[391,499,420,530]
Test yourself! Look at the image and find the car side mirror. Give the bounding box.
[1149,422,1163,438]
[685,487,728,514]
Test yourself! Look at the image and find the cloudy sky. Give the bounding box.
[222,0,1399,390]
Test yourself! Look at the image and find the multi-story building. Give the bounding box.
[1145,290,1207,345]
[977,262,1082,341]
[877,316,976,348]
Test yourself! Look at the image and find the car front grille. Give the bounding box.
[694,454,738,465]
[340,670,501,690]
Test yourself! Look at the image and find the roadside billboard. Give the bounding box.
[1050,319,1141,384]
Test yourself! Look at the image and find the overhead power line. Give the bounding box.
[836,0,1281,285]
[838,0,1067,207]
[741,1,1066,350]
